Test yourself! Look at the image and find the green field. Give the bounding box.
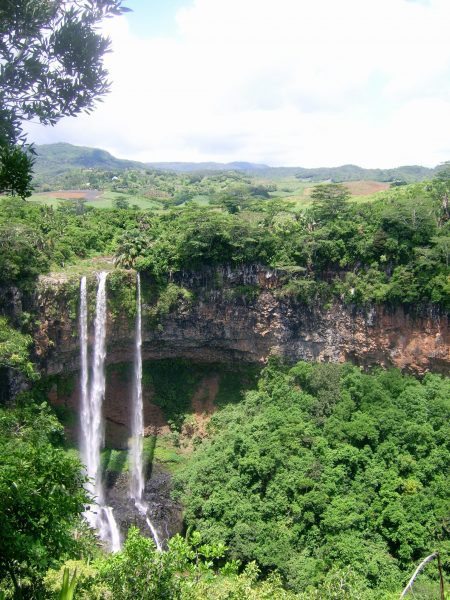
[28,190,164,210]
[28,175,393,214]
[88,191,163,209]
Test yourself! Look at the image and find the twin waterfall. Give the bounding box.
[79,272,160,552]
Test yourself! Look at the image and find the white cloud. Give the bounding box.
[26,0,450,167]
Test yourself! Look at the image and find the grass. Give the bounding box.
[28,190,164,210]
[263,177,393,210]
[44,256,115,278]
[90,191,163,209]
[28,193,68,207]
[28,176,390,213]
[269,176,311,199]
[189,195,211,206]
[153,434,189,474]
[102,448,128,474]
[98,435,189,477]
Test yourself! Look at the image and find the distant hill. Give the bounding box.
[293,163,434,184]
[33,143,147,177]
[34,143,437,183]
[147,160,269,172]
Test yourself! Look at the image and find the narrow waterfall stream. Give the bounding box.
[129,272,163,551]
[79,273,121,552]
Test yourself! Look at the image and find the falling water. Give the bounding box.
[130,272,144,501]
[79,273,121,552]
[129,272,162,551]
[79,276,89,477]
[88,271,108,506]
[98,506,121,552]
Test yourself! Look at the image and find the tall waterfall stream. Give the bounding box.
[129,273,162,551]
[79,273,121,552]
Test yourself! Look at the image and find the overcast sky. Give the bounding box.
[26,0,450,168]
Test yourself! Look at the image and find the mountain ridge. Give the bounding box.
[33,142,437,183]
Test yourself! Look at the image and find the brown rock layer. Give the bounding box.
[34,265,449,378]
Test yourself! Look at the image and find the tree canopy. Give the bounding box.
[0,0,129,197]
[0,402,88,597]
[175,360,450,596]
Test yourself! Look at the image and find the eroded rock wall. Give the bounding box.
[34,265,449,378]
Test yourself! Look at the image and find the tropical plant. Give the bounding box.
[58,568,77,600]
[0,402,88,597]
[176,360,450,594]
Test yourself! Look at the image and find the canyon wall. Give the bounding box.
[33,264,449,377]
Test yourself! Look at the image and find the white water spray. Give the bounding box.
[79,273,121,552]
[130,272,144,502]
[98,506,121,553]
[129,272,162,551]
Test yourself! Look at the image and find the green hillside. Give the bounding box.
[33,143,147,178]
[33,143,438,184]
[293,163,434,183]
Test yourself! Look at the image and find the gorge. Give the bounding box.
[2,0,450,590]
[1,252,449,597]
[5,262,445,548]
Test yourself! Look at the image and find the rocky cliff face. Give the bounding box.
[34,265,449,378]
[19,265,449,545]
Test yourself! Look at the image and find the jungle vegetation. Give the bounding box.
[0,175,449,596]
[5,4,449,598]
[1,79,450,599]
[2,172,449,308]
[0,361,448,598]
[175,359,450,597]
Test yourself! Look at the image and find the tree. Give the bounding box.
[430,162,450,223]
[176,361,450,594]
[113,196,130,210]
[0,0,130,198]
[310,183,350,221]
[0,317,36,379]
[0,402,88,597]
[0,224,49,285]
[0,145,34,199]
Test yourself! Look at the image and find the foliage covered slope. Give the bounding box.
[115,181,450,308]
[33,143,147,178]
[175,359,450,596]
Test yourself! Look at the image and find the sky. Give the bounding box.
[26,0,450,168]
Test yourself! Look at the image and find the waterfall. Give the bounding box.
[129,272,162,551]
[79,273,121,552]
[79,276,89,479]
[130,272,144,501]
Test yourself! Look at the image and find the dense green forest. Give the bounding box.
[1,362,449,598]
[3,172,450,308]
[1,162,449,598]
[1,0,449,595]
[175,359,450,597]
